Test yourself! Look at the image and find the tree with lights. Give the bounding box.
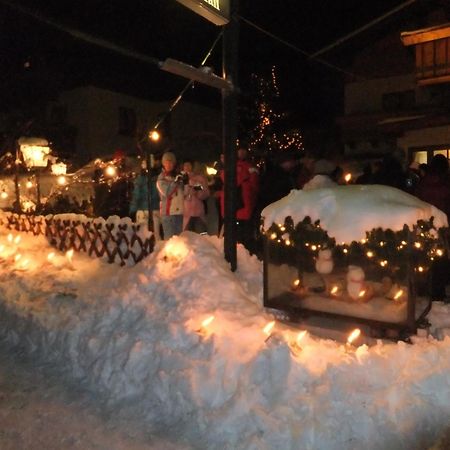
[240,67,304,164]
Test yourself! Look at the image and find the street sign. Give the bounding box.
[176,0,229,26]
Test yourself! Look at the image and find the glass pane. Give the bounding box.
[413,151,428,164]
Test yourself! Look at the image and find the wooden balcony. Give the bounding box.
[401,24,450,85]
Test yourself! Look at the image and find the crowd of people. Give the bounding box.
[128,148,450,300]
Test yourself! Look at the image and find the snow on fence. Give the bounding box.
[0,211,155,266]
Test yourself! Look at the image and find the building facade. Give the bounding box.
[54,85,221,164]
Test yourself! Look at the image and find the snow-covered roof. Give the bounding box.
[18,137,49,147]
[261,185,448,244]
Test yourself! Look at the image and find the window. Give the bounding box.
[382,90,415,112]
[118,107,136,136]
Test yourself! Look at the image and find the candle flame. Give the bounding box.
[347,328,361,345]
[14,235,21,244]
[293,279,300,288]
[201,315,215,328]
[330,285,339,295]
[14,253,22,262]
[7,234,13,243]
[263,321,275,336]
[0,244,4,252]
[344,173,352,183]
[394,289,403,300]
[66,249,74,262]
[358,290,366,298]
[296,330,307,344]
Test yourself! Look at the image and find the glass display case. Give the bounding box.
[263,216,446,336]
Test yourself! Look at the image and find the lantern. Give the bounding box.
[51,162,67,176]
[18,137,51,168]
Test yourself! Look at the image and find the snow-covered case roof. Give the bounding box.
[261,185,448,244]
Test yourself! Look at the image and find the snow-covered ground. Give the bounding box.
[0,221,449,449]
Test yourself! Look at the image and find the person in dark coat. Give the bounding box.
[414,154,450,302]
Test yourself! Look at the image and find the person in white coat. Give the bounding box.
[156,152,184,239]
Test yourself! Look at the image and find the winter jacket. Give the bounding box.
[415,174,450,220]
[156,170,184,217]
[219,159,259,221]
[129,174,160,214]
[183,172,210,229]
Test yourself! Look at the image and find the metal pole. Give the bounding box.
[146,149,153,232]
[14,147,21,213]
[222,0,239,271]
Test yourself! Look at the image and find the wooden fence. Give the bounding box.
[1,213,155,266]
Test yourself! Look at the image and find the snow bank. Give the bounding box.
[262,185,448,243]
[0,228,449,449]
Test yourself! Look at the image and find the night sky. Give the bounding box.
[0,0,447,127]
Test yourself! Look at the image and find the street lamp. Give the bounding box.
[18,137,51,212]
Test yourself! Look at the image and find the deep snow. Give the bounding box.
[0,221,449,449]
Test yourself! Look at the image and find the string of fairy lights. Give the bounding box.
[247,67,304,158]
[265,216,448,278]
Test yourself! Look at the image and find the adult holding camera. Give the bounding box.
[156,151,184,239]
[182,160,210,233]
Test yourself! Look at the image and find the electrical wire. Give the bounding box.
[0,0,161,67]
[309,0,417,59]
[237,14,363,80]
[151,30,223,132]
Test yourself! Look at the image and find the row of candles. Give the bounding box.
[0,232,75,270]
[291,278,405,302]
[196,315,363,356]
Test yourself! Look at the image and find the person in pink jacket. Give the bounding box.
[182,160,210,233]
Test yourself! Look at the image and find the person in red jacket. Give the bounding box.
[219,147,259,252]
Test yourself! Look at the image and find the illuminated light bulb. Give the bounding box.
[393,289,404,301]
[206,166,217,176]
[14,236,21,245]
[20,259,29,269]
[14,254,22,262]
[7,234,13,243]
[305,243,309,247]
[47,252,55,261]
[0,190,8,200]
[149,130,160,142]
[0,244,4,252]
[285,239,291,246]
[57,175,67,186]
[270,233,277,240]
[347,328,361,346]
[343,248,348,254]
[311,245,317,251]
[366,251,374,258]
[379,241,385,247]
[26,181,33,189]
[436,249,444,257]
[360,238,367,244]
[417,266,424,273]
[380,260,388,267]
[401,241,407,246]
[280,226,286,232]
[263,321,276,343]
[105,165,117,177]
[344,173,352,183]
[414,242,421,249]
[398,245,403,249]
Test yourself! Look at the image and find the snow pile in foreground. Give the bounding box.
[0,229,449,449]
[262,185,448,243]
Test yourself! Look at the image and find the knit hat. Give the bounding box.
[162,152,176,164]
